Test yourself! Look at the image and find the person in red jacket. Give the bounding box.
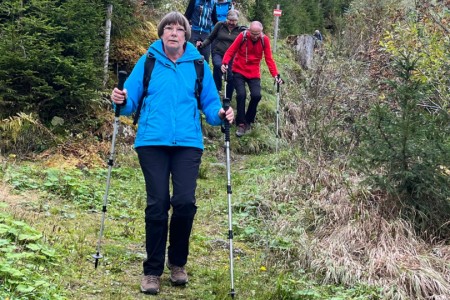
[221,21,283,137]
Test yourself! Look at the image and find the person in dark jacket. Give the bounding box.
[313,29,323,49]
[313,29,323,41]
[185,0,215,63]
[221,21,282,137]
[197,10,244,100]
[111,11,234,295]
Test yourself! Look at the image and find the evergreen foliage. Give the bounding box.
[249,0,272,30]
[247,0,351,37]
[354,53,450,240]
[0,0,105,124]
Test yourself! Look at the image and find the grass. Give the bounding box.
[0,144,383,300]
[1,29,449,300]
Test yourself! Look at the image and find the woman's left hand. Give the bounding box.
[219,107,234,124]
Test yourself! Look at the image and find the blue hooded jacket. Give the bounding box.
[119,40,223,150]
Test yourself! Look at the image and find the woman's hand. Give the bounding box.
[111,88,127,105]
[219,107,234,124]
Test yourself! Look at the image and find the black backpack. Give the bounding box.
[133,53,205,125]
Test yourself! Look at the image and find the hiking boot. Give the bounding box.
[140,275,160,294]
[245,123,252,133]
[166,261,188,285]
[235,124,246,137]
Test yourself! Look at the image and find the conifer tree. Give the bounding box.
[355,54,450,239]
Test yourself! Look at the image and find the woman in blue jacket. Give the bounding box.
[111,11,234,295]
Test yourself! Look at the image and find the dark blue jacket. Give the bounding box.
[185,0,215,34]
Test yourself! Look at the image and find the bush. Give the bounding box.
[0,113,57,157]
[354,53,450,240]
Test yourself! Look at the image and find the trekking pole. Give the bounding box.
[275,79,281,153]
[221,70,228,142]
[222,96,236,298]
[93,70,127,269]
[223,68,228,99]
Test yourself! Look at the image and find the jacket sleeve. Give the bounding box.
[202,22,221,48]
[184,0,195,20]
[115,53,148,116]
[263,35,279,77]
[199,63,222,126]
[222,32,243,65]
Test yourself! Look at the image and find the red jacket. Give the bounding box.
[222,31,279,79]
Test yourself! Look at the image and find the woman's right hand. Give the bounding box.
[111,88,127,105]
[221,64,228,73]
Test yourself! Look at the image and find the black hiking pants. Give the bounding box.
[136,146,202,276]
[190,30,211,63]
[212,53,234,100]
[233,72,262,126]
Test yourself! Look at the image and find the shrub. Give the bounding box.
[354,53,450,240]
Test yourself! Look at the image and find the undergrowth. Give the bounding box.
[0,206,65,300]
[0,149,381,300]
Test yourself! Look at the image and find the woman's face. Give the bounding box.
[161,23,186,53]
[226,18,237,29]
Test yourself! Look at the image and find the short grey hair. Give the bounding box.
[157,11,191,41]
[227,10,239,21]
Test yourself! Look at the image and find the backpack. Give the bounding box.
[240,29,265,49]
[133,53,204,125]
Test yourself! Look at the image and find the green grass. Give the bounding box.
[0,147,380,300]
[0,41,382,300]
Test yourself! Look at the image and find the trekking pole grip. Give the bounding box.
[115,71,127,117]
[223,98,231,142]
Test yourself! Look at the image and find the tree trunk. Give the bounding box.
[103,4,113,87]
[292,34,315,70]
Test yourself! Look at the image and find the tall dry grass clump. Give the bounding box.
[260,155,450,299]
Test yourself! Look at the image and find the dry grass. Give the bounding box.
[263,157,450,300]
[36,138,110,169]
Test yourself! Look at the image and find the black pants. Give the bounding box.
[136,146,202,276]
[190,30,211,63]
[233,72,262,125]
[212,53,234,100]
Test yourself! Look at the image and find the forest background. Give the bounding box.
[0,0,449,299]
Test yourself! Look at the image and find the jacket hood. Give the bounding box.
[147,39,203,63]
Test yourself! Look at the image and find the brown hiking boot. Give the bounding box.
[236,123,246,137]
[140,275,160,294]
[166,261,188,285]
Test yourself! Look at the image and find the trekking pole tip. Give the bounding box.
[92,253,103,269]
